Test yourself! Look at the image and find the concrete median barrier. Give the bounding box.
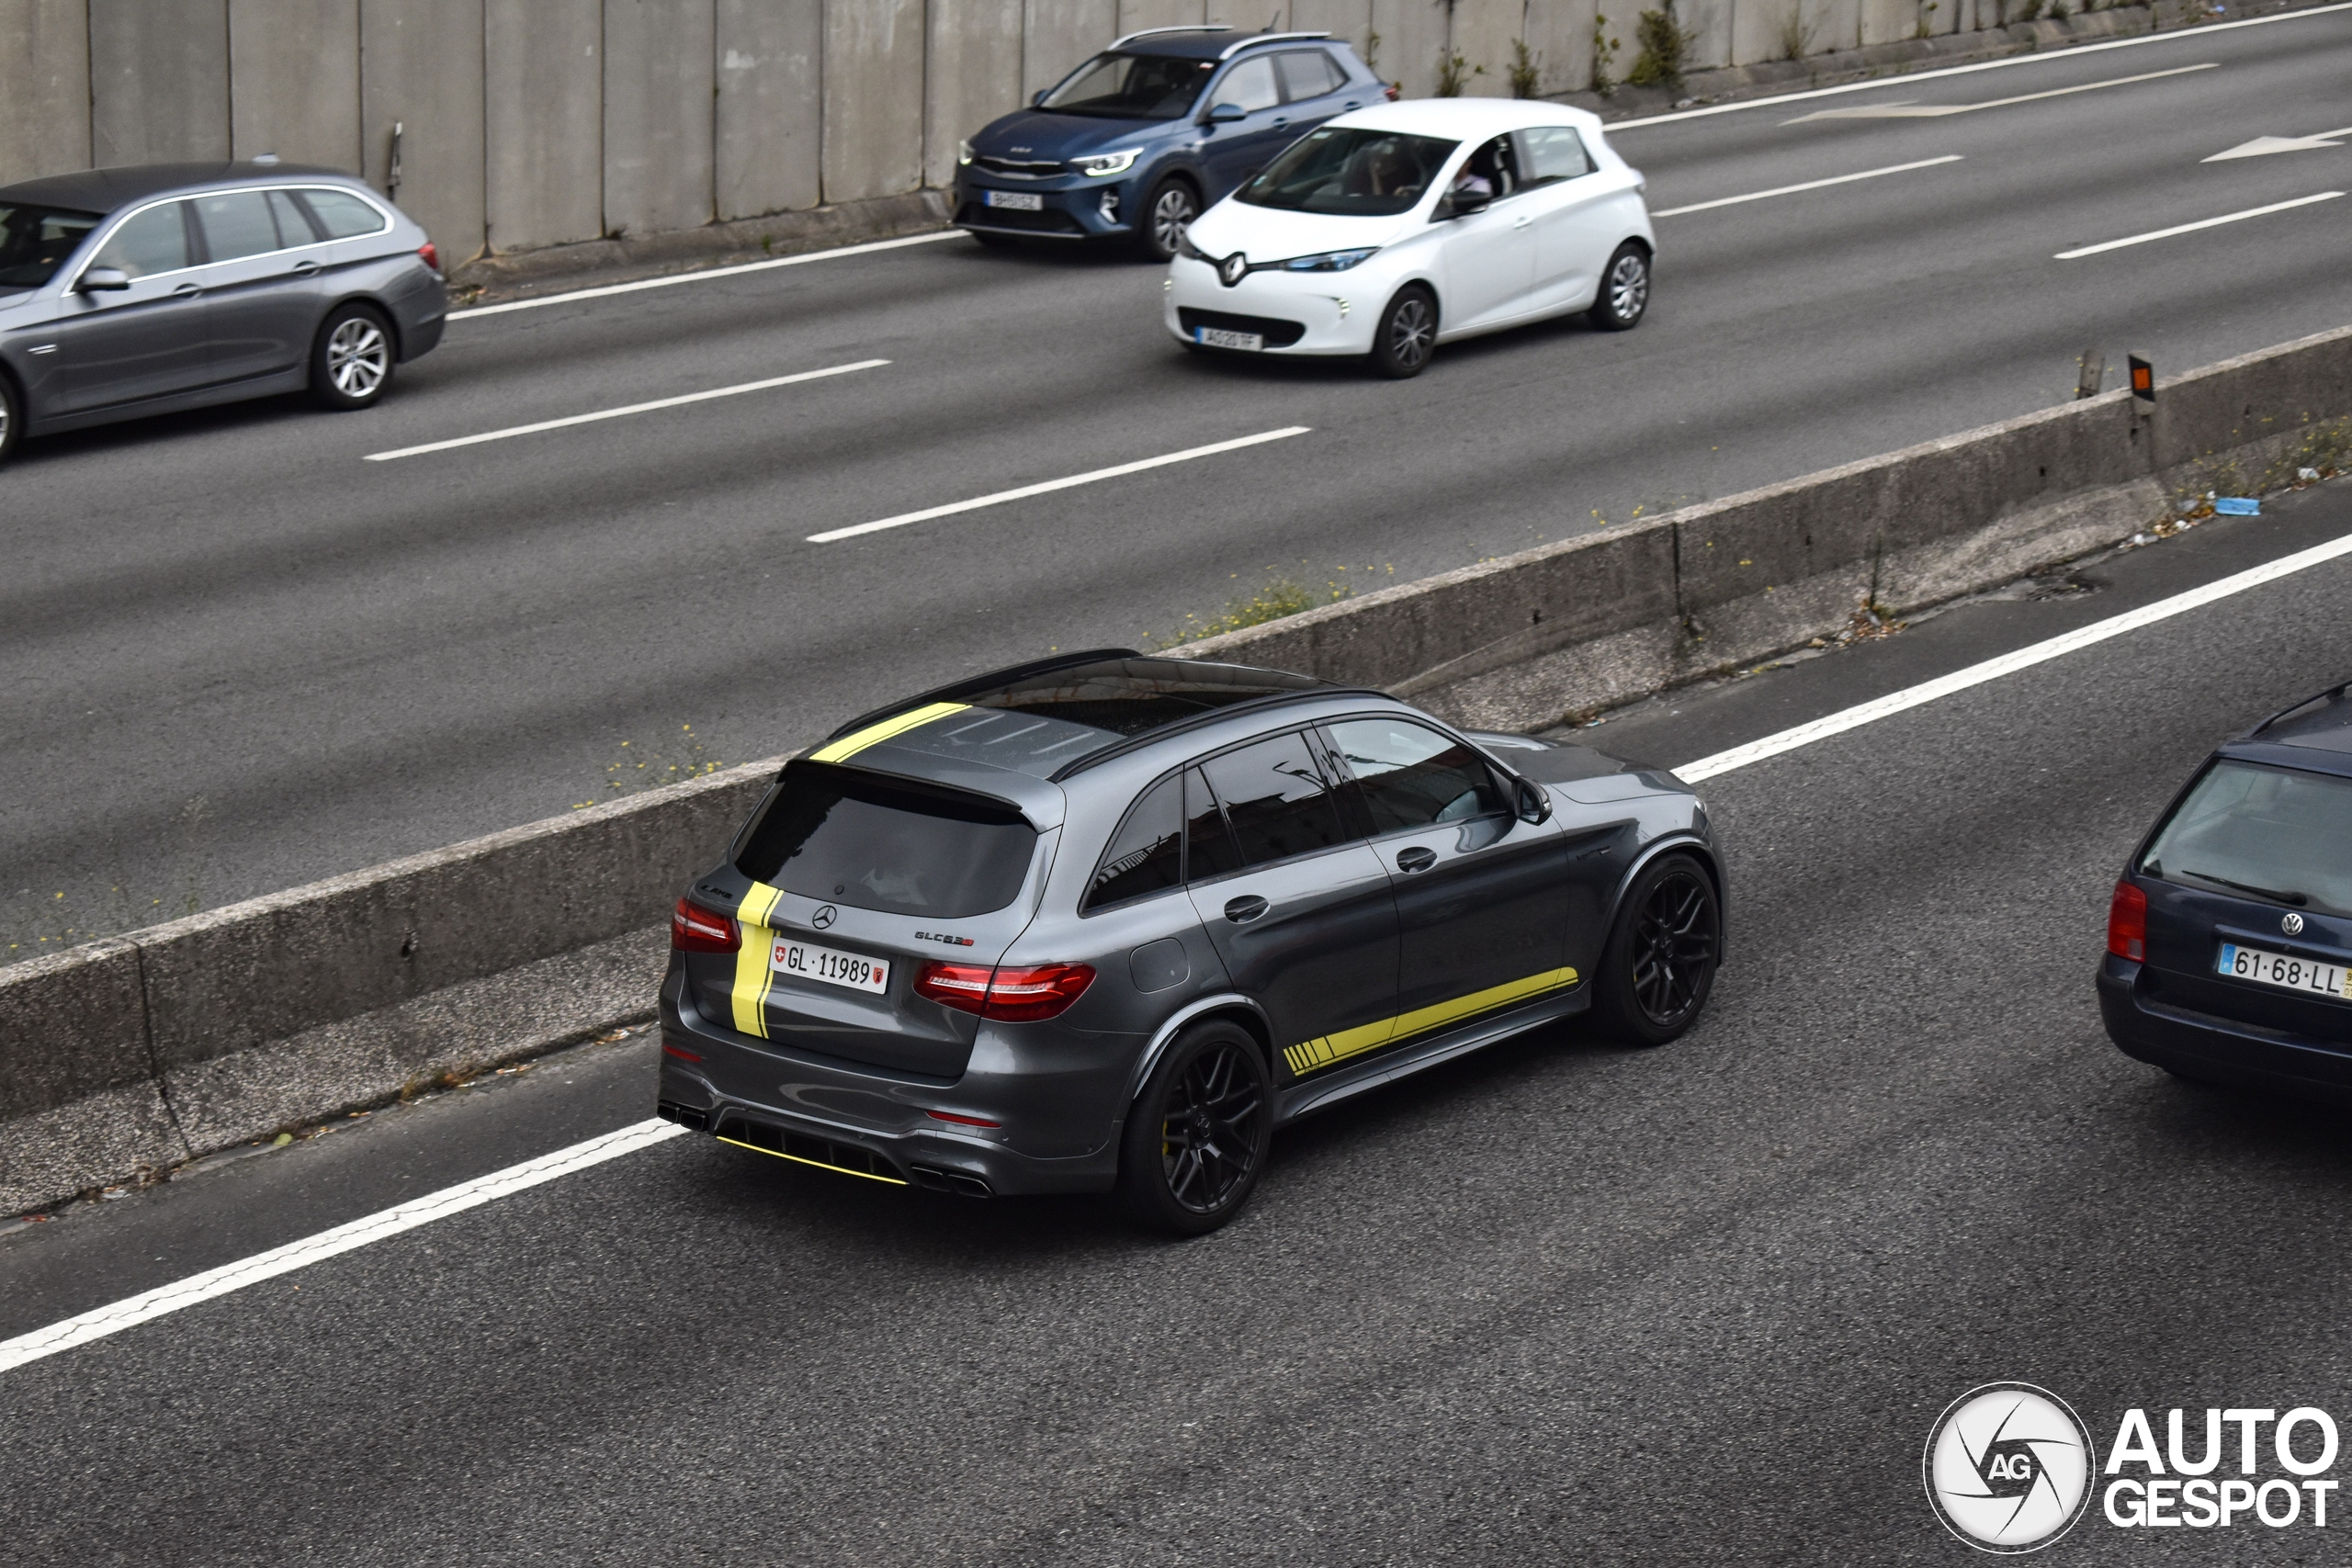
[2,324,2346,1214]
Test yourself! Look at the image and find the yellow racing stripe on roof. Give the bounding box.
[808,702,970,763]
[731,882,784,1039]
[1283,966,1581,1078]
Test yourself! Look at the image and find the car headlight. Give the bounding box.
[957,139,974,166]
[1278,247,1379,273]
[1070,148,1142,178]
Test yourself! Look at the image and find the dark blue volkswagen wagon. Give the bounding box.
[2101,681,2352,1101]
[956,28,1391,260]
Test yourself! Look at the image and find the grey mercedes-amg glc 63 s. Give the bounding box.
[657,652,1724,1233]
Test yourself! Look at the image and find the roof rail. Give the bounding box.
[820,649,1146,743]
[1219,28,1332,57]
[1110,23,1232,47]
[2247,678,2352,738]
[1051,686,1381,784]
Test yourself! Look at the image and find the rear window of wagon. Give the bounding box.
[2139,759,2352,918]
[735,763,1038,919]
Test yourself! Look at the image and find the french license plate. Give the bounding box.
[2217,942,2352,1000]
[1196,326,1263,351]
[984,190,1043,211]
[771,937,890,995]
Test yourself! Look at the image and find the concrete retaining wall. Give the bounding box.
[3,0,2286,273]
[5,324,2345,1213]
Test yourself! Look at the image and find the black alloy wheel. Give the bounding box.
[308,302,396,411]
[1587,242,1651,332]
[1117,1021,1273,1235]
[0,372,19,465]
[1592,853,1719,1045]
[1371,285,1437,379]
[1136,176,1199,262]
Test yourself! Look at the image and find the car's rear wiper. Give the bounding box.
[2181,868,2310,907]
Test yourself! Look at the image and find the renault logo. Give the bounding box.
[2284,912,2305,935]
[1218,252,1249,288]
[811,904,838,931]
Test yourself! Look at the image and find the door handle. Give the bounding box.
[1272,118,1289,129]
[172,283,204,296]
[1396,846,1438,874]
[290,261,322,276]
[1512,214,1532,230]
[1223,895,1270,924]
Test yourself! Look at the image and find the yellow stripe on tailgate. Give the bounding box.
[1284,966,1581,1078]
[731,882,785,1039]
[808,702,970,763]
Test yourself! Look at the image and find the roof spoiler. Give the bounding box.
[819,648,1146,743]
[2245,678,2352,738]
[1111,22,1232,47]
[1220,28,1332,57]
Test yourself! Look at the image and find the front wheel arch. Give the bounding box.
[1600,836,1726,969]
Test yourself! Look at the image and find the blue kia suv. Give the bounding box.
[955,27,1391,261]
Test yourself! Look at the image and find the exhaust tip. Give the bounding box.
[910,1163,993,1198]
[657,1100,711,1132]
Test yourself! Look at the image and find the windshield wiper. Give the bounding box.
[2179,868,2310,906]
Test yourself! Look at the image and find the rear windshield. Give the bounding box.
[1238,128,1457,217]
[1040,51,1215,118]
[0,202,102,294]
[735,764,1037,919]
[2139,760,2352,917]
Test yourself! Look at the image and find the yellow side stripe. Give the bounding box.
[1284,966,1581,1078]
[730,882,784,1039]
[717,1136,909,1186]
[808,701,970,763]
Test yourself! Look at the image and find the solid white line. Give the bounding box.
[2053,190,2342,258]
[1604,0,2352,131]
[363,359,888,460]
[807,426,1315,543]
[0,1119,687,1375]
[1650,155,1964,217]
[447,231,966,321]
[1673,528,2352,783]
[1780,62,2217,121]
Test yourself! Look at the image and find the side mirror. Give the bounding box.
[77,266,130,293]
[1516,778,1552,824]
[1204,102,1246,125]
[1032,88,1047,107]
[1442,187,1492,219]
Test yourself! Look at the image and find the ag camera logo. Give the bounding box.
[1924,1383,2096,1553]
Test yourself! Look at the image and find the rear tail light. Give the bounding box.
[418,241,441,273]
[672,896,741,953]
[2108,880,2147,961]
[915,961,1095,1021]
[1384,83,1400,101]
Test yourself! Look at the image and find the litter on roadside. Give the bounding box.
[2212,497,2261,516]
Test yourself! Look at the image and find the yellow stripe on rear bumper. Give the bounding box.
[1283,966,1581,1077]
[731,881,784,1039]
[808,701,969,763]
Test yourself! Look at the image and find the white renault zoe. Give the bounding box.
[1165,97,1656,378]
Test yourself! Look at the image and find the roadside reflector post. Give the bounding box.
[2128,354,2154,401]
[2075,348,2106,400]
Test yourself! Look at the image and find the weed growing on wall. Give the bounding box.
[1591,12,1623,90]
[1436,48,1484,96]
[1509,38,1541,96]
[1157,565,1396,648]
[1628,2,1700,88]
[1778,0,1823,60]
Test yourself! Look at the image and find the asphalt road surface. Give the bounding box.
[7,475,2352,1564]
[6,6,2352,948]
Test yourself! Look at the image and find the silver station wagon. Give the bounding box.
[0,160,447,463]
[658,653,1726,1233]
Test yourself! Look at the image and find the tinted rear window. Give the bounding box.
[2140,760,2352,917]
[736,764,1037,918]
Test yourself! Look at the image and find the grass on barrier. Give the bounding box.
[1156,564,1396,649]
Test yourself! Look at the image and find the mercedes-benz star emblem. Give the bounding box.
[811,904,838,931]
[1218,253,1248,288]
[2284,912,2306,935]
